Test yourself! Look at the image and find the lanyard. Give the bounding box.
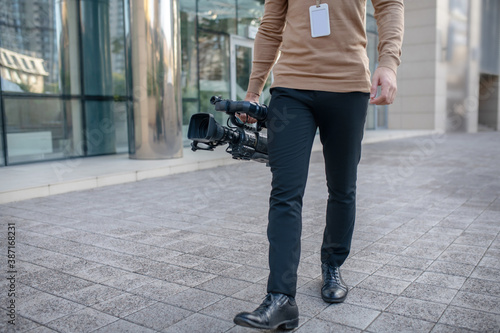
[316,0,321,7]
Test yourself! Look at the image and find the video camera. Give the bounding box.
[187,96,269,163]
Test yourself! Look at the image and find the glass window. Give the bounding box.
[4,97,82,164]
[80,0,127,97]
[180,5,199,127]
[481,0,500,75]
[237,0,264,38]
[198,31,230,123]
[0,0,80,95]
[198,0,237,35]
[84,101,128,155]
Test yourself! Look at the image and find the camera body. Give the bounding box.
[187,96,269,163]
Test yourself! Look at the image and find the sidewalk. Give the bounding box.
[0,130,433,204]
[1,131,499,332]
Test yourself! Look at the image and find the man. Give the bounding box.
[234,0,404,330]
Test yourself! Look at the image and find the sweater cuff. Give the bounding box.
[247,80,265,96]
[378,56,400,75]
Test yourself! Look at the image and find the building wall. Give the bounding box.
[390,0,443,130]
[392,0,498,133]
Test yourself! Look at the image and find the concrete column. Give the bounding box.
[129,0,183,159]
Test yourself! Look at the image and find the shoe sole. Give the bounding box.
[234,317,299,330]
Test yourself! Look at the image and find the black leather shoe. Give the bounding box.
[233,293,299,330]
[321,262,348,303]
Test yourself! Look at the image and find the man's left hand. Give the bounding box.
[370,67,398,105]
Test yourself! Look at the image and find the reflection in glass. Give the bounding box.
[4,98,82,164]
[180,5,199,127]
[114,102,128,154]
[237,0,264,37]
[84,101,115,156]
[0,0,80,94]
[84,101,128,156]
[446,0,470,132]
[197,0,237,35]
[235,45,252,99]
[80,0,126,97]
[198,31,230,123]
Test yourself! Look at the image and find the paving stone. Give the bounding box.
[415,272,467,290]
[386,296,447,322]
[427,260,476,277]
[345,287,397,311]
[316,303,380,330]
[401,282,458,304]
[294,293,330,317]
[351,250,396,264]
[470,266,500,282]
[197,276,254,296]
[451,291,500,314]
[101,272,159,291]
[438,306,500,332]
[92,319,158,333]
[453,232,496,247]
[373,264,423,282]
[220,265,268,283]
[199,297,260,321]
[389,255,433,270]
[430,323,477,333]
[124,302,192,331]
[61,283,124,306]
[357,275,412,295]
[45,307,117,333]
[163,313,236,333]
[129,279,189,301]
[295,318,361,333]
[232,283,268,304]
[8,315,41,332]
[194,258,240,275]
[461,277,500,297]
[23,326,59,333]
[163,267,218,287]
[163,288,225,312]
[20,292,85,324]
[478,256,500,270]
[341,258,385,275]
[366,312,434,333]
[91,293,157,318]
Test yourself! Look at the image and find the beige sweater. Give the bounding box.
[247,0,404,95]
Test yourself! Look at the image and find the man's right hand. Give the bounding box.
[237,92,260,124]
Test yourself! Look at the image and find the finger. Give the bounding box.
[370,75,380,99]
[237,113,247,122]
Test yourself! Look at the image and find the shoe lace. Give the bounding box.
[325,265,340,284]
[255,293,274,313]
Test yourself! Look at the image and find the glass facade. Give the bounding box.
[179,0,265,138]
[0,0,381,166]
[0,0,130,165]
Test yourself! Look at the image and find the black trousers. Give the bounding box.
[265,87,369,298]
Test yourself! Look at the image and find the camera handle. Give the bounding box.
[191,141,217,152]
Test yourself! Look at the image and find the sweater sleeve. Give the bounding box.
[247,0,288,96]
[372,0,404,74]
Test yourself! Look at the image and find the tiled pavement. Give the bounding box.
[1,131,499,333]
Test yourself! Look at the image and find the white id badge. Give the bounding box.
[309,3,331,38]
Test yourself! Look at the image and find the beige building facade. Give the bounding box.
[391,0,500,132]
